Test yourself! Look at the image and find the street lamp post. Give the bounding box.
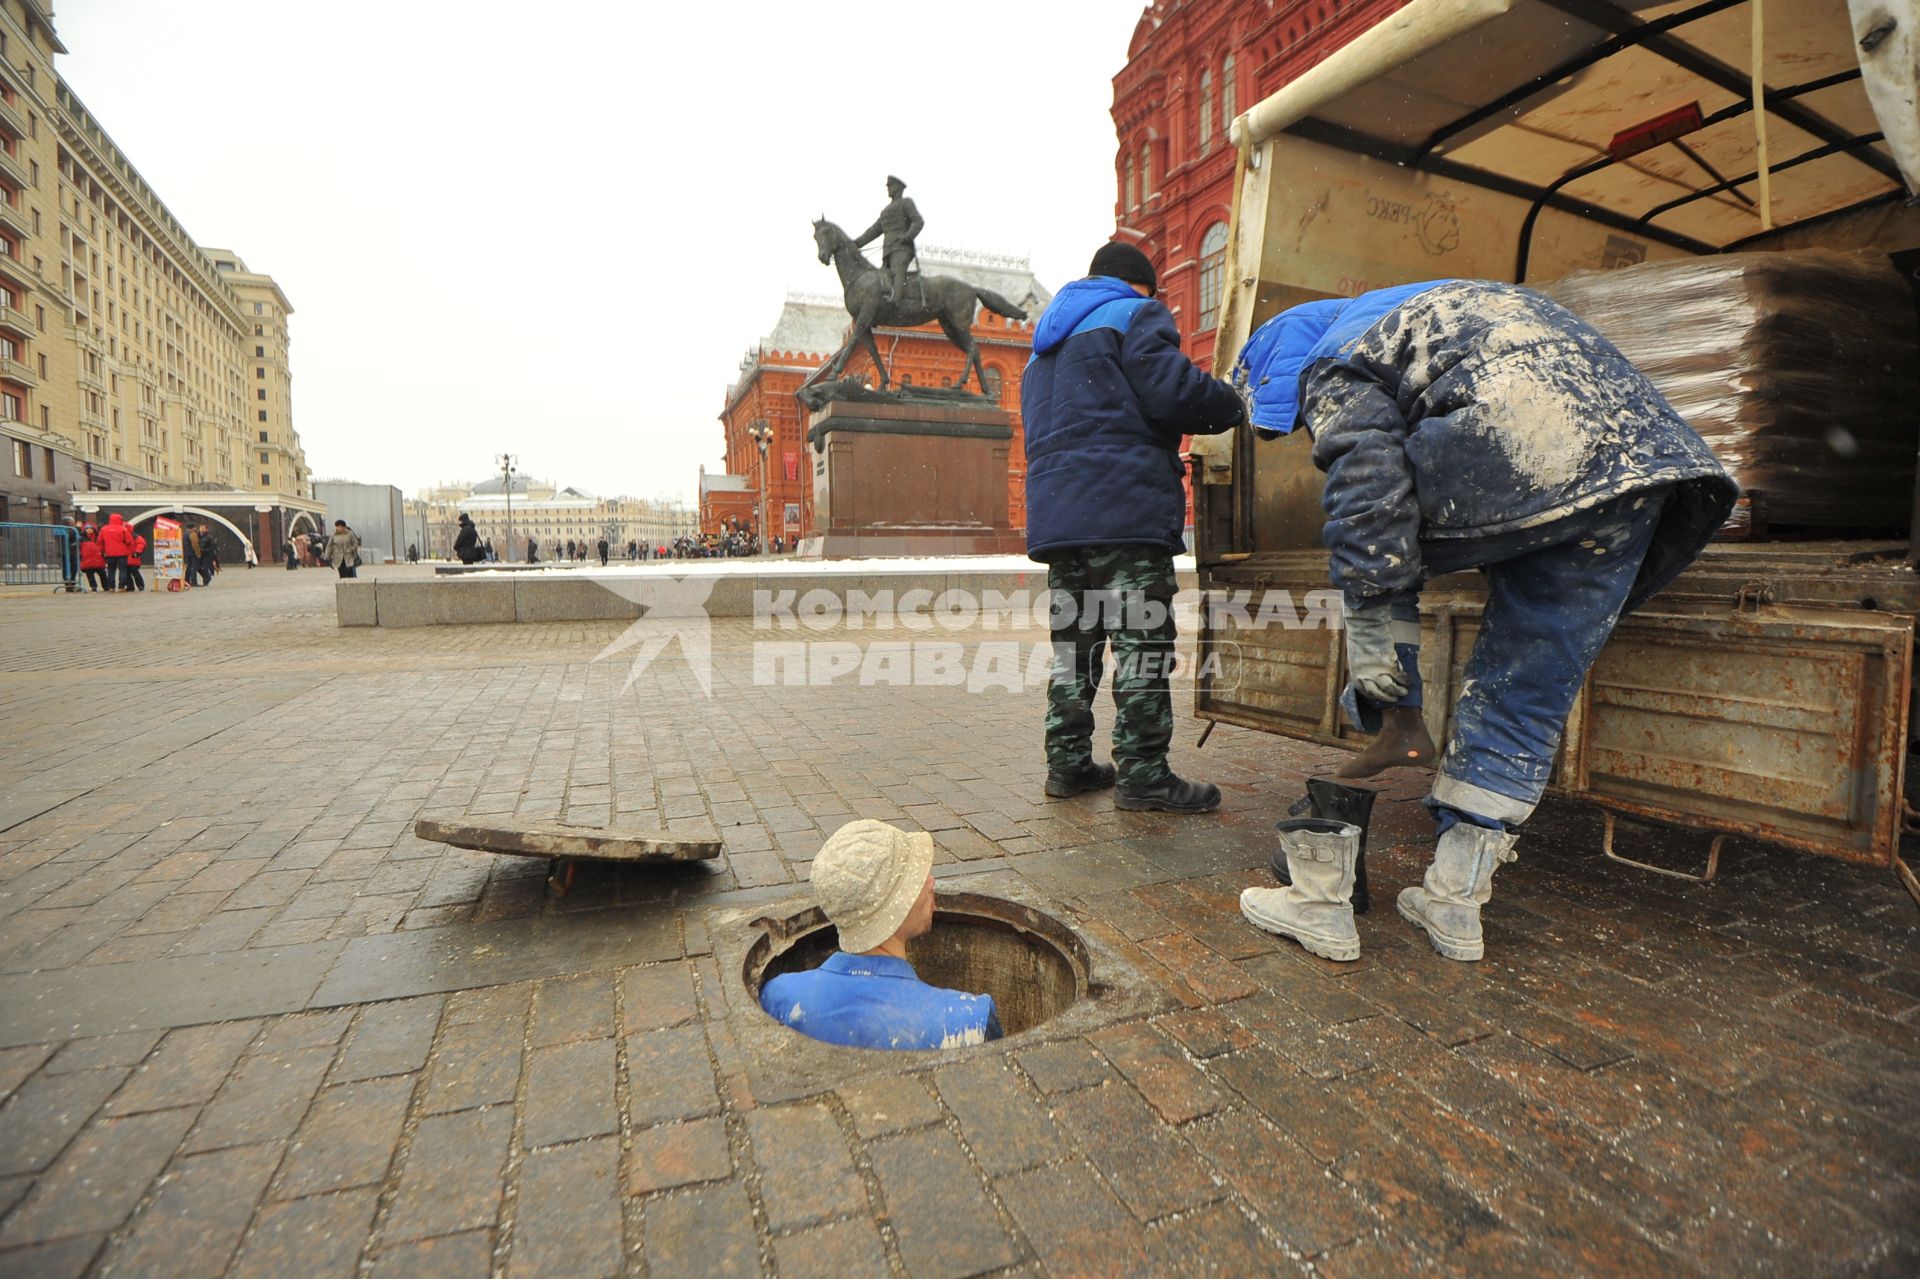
[497,453,518,561]
[747,419,771,553]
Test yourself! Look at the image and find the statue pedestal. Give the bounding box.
[798,397,1025,558]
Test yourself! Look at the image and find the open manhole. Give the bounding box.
[744,890,1091,1038]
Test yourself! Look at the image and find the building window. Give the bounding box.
[261,472,270,485]
[1197,222,1229,331]
[0,389,19,421]
[256,367,265,379]
[11,438,28,476]
[1221,54,1236,127]
[982,366,1003,398]
[259,430,268,442]
[1125,155,1136,212]
[259,451,269,463]
[257,388,266,400]
[258,410,268,421]
[254,345,263,357]
[1139,142,1152,200]
[252,302,263,315]
[1199,68,1214,155]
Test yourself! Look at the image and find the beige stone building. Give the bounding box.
[420,478,695,561]
[0,0,308,539]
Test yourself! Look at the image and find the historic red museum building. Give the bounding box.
[715,249,1052,541]
[1111,0,1413,372]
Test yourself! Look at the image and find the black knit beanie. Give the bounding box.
[1088,242,1157,293]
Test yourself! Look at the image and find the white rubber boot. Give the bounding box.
[1241,818,1361,962]
[1396,822,1519,961]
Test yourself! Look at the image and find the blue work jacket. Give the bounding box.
[759,952,1002,1051]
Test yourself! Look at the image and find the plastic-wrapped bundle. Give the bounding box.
[1542,251,1920,535]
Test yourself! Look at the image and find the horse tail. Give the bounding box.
[974,288,1027,322]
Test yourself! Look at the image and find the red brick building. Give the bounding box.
[1111,0,1413,371]
[717,249,1052,542]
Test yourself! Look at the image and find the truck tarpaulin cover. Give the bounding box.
[1544,250,1920,534]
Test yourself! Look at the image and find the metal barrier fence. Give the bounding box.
[0,521,79,589]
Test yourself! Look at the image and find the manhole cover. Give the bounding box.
[745,891,1089,1037]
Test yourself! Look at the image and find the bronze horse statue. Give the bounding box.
[811,219,1027,394]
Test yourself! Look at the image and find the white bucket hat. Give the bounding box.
[810,819,936,954]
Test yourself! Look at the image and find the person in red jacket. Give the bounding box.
[78,523,107,592]
[97,512,132,592]
[123,526,148,592]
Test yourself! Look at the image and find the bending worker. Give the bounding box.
[1235,280,1736,962]
[760,820,1001,1050]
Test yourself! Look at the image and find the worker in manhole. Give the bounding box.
[1233,281,1736,962]
[1022,240,1248,814]
[760,820,1002,1049]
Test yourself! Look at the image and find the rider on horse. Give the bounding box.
[855,176,924,305]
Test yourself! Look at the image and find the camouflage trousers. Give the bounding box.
[1045,545,1178,789]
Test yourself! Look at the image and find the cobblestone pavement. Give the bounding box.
[1,566,1916,1277]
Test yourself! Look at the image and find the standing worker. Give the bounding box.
[1021,241,1246,813]
[1235,280,1735,962]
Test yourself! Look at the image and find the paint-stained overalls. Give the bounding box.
[1248,281,1737,831]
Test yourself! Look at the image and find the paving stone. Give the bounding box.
[933,1056,1064,1176]
[104,1020,260,1115]
[1185,1107,1375,1256]
[1053,1079,1224,1222]
[1089,1020,1223,1123]
[0,1233,107,1278]
[1015,1039,1114,1094]
[531,973,616,1046]
[1139,932,1262,1003]
[228,1187,378,1279]
[444,982,533,1026]
[249,1007,355,1057]
[0,1042,54,1101]
[623,1023,718,1127]
[100,1141,282,1278]
[368,1230,495,1279]
[509,1135,622,1279]
[1150,1201,1293,1276]
[643,1178,762,1279]
[626,1115,732,1195]
[385,1107,514,1242]
[0,1107,197,1246]
[522,1037,618,1148]
[272,1076,412,1198]
[334,995,444,1082]
[1331,1127,1504,1254]
[772,1217,891,1279]
[867,1125,1018,1279]
[186,1047,332,1153]
[0,1066,130,1175]
[996,1158,1157,1278]
[746,1102,866,1231]
[837,1073,943,1139]
[621,961,699,1030]
[422,1017,523,1114]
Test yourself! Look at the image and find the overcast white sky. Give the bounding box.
[52,1,1136,504]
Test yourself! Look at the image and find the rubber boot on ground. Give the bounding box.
[1241,817,1361,962]
[1396,822,1520,961]
[1336,705,1437,779]
[1275,779,1377,914]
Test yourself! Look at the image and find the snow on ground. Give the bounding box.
[457,554,1199,577]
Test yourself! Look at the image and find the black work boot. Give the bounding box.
[1278,778,1377,913]
[1045,762,1116,798]
[1115,775,1222,813]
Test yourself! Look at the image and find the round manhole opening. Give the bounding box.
[744,891,1091,1039]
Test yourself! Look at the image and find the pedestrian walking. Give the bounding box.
[326,519,363,579]
[1022,241,1245,813]
[284,536,298,570]
[243,540,257,569]
[526,536,539,564]
[59,516,80,591]
[454,513,482,565]
[596,537,609,566]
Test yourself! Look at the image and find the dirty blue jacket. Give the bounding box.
[1275,280,1736,610]
[759,952,1002,1051]
[1022,276,1245,560]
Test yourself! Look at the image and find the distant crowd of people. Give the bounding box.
[442,513,789,565]
[62,514,247,593]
